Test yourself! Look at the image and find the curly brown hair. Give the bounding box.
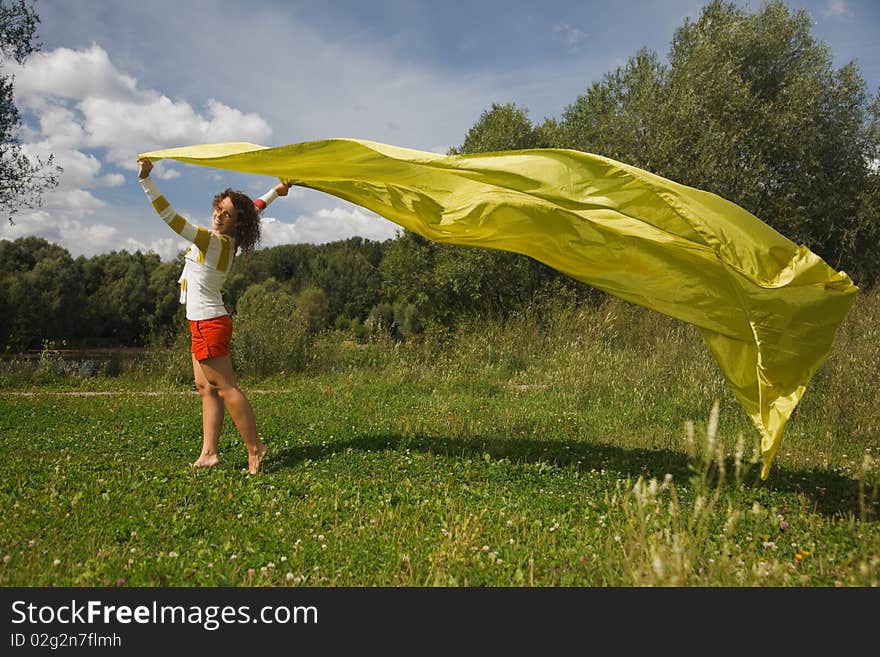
[213,188,261,255]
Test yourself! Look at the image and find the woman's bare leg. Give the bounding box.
[196,354,267,474]
[192,353,223,467]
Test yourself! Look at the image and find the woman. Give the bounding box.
[137,157,290,474]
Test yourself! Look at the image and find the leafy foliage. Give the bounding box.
[546,0,880,285]
[0,0,61,225]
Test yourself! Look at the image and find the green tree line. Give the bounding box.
[1,0,877,352]
[0,232,587,350]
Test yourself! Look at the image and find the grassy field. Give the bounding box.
[1,294,878,586]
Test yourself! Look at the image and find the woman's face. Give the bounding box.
[212,197,238,237]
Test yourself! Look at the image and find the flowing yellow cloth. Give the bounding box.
[139,139,858,478]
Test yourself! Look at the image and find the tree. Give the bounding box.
[1,0,60,225]
[309,238,382,322]
[554,0,880,286]
[1,243,84,349]
[80,251,158,345]
[448,102,547,155]
[549,48,668,170]
[436,103,597,323]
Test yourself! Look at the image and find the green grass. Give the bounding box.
[1,295,878,586]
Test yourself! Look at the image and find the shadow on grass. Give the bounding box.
[268,431,878,522]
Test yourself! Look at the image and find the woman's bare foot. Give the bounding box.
[192,453,221,468]
[247,444,268,475]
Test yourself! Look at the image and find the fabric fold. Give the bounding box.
[139,138,859,478]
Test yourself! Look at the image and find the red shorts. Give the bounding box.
[189,315,233,360]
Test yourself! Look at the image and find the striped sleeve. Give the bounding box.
[140,176,233,272]
[254,186,279,212]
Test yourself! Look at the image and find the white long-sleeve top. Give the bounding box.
[140,175,279,320]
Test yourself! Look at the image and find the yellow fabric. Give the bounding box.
[139,138,859,479]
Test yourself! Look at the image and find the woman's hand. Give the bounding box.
[137,158,153,180]
[274,182,292,196]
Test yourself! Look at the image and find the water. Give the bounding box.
[1,347,147,377]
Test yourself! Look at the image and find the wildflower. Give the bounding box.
[285,572,295,581]
[779,520,789,531]
[247,568,255,577]
[168,551,178,558]
[116,577,126,586]
[652,556,664,578]
[53,559,61,566]
[2,555,10,563]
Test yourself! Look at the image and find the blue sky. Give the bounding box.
[3,0,878,260]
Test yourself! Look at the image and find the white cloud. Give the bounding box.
[21,144,118,190]
[822,0,853,17]
[553,24,586,54]
[1,200,192,261]
[79,94,272,168]
[259,206,399,248]
[1,209,116,254]
[9,43,141,103]
[10,43,273,172]
[40,188,106,213]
